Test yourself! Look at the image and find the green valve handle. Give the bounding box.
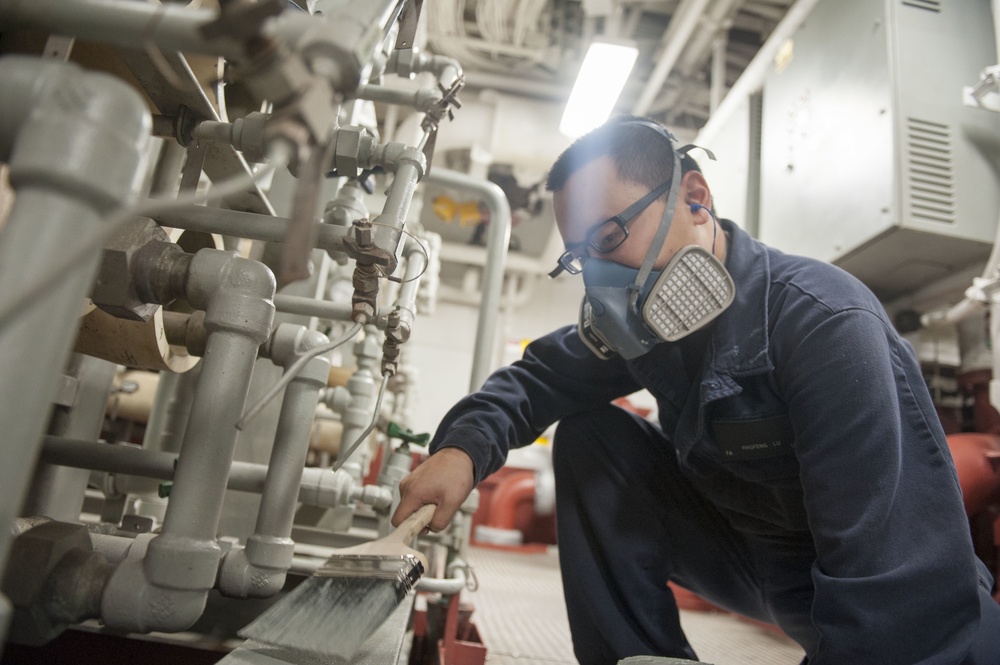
[387,421,430,447]
[158,481,173,499]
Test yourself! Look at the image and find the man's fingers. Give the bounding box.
[429,502,457,532]
[391,491,430,527]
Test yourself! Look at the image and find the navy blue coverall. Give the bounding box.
[430,219,1000,664]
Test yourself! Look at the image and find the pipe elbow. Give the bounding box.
[428,54,464,86]
[218,547,288,599]
[371,142,426,177]
[100,535,209,633]
[948,433,1000,516]
[491,473,536,530]
[0,56,151,209]
[186,250,276,343]
[267,324,330,366]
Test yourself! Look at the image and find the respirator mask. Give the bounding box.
[574,124,735,360]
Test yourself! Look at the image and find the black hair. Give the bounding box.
[545,115,701,199]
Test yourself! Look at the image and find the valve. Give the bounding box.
[381,308,409,376]
[387,421,430,449]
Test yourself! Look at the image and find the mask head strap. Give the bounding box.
[628,150,682,313]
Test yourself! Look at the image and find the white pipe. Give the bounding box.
[653,0,743,116]
[0,0,243,59]
[697,0,821,146]
[100,249,275,633]
[40,436,389,509]
[423,169,511,391]
[219,325,330,599]
[0,57,150,648]
[710,32,728,114]
[633,0,713,116]
[922,0,1000,386]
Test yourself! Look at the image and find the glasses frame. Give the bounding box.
[549,178,674,278]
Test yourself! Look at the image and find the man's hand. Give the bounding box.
[391,447,475,532]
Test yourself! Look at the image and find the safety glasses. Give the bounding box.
[549,179,673,278]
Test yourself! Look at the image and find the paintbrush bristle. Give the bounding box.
[238,555,424,659]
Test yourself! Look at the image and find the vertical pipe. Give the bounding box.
[633,0,713,116]
[148,140,188,198]
[0,58,150,645]
[422,169,511,391]
[158,330,263,541]
[131,250,273,618]
[372,159,423,258]
[709,32,728,114]
[218,326,329,597]
[22,354,117,521]
[142,365,200,454]
[254,335,329,539]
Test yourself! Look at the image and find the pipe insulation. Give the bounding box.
[0,56,151,647]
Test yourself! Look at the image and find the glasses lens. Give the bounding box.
[590,219,627,254]
[560,252,585,274]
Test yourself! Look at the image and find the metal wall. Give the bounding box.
[758,0,1000,300]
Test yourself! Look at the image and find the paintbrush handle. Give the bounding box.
[387,504,436,545]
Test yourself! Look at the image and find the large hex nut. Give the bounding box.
[333,126,371,179]
[245,52,312,106]
[90,217,170,322]
[1,521,93,645]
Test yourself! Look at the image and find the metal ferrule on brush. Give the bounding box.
[315,554,425,592]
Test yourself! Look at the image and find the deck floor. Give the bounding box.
[465,545,805,665]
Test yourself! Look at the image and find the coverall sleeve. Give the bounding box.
[430,324,642,485]
[775,307,985,664]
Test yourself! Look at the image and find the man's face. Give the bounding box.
[552,155,711,272]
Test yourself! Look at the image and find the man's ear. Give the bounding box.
[681,171,712,223]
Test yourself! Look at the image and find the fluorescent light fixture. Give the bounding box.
[559,41,639,138]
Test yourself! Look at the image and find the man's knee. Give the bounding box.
[553,404,648,476]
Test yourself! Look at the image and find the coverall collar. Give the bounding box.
[703,219,773,390]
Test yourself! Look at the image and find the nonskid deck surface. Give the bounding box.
[466,545,805,665]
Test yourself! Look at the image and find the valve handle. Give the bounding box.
[387,421,430,447]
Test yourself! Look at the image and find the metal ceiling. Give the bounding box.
[424,0,797,136]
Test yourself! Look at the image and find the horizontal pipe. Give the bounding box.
[0,0,243,60]
[274,294,355,321]
[41,436,388,510]
[154,205,349,252]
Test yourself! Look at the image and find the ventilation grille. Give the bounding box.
[902,0,941,12]
[906,117,955,224]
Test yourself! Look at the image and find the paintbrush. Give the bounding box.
[238,504,436,659]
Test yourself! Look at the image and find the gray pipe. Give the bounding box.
[23,355,117,522]
[370,150,425,272]
[100,249,275,632]
[39,436,391,510]
[388,50,465,89]
[423,169,511,391]
[275,294,355,321]
[354,85,442,112]
[219,325,330,598]
[154,204,349,253]
[0,56,150,645]
[335,332,381,470]
[143,364,200,454]
[0,0,243,60]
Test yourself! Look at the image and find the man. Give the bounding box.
[392,116,1000,664]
